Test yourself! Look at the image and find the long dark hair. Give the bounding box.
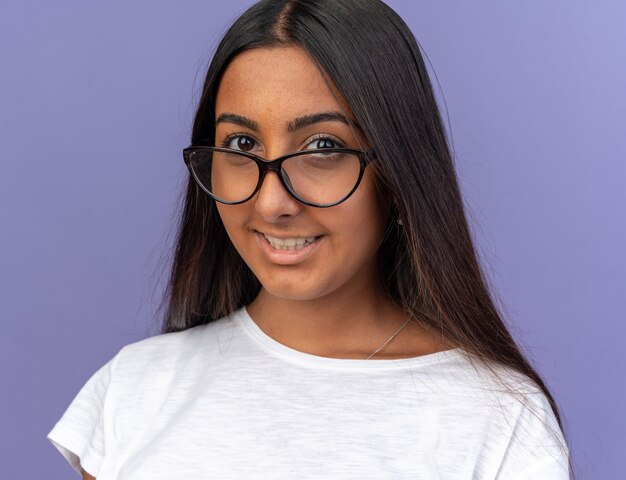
[159,0,572,475]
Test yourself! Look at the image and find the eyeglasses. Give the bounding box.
[182,145,375,208]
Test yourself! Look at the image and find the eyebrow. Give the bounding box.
[215,111,351,133]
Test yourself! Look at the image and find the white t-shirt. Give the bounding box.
[47,307,570,479]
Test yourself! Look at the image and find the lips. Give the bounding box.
[254,231,324,265]
[261,232,320,250]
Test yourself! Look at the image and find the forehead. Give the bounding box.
[215,46,348,120]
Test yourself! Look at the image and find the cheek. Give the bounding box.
[332,177,388,257]
[353,172,387,232]
[216,204,250,248]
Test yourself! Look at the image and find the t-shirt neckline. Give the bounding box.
[233,306,464,371]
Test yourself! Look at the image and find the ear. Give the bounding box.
[388,202,403,227]
[372,179,395,217]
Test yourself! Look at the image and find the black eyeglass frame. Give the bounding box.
[182,145,376,208]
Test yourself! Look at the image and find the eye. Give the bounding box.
[222,134,257,152]
[305,136,343,150]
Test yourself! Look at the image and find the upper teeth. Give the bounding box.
[263,233,318,250]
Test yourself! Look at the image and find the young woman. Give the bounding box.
[47,1,573,478]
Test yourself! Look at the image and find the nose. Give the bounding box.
[253,169,303,222]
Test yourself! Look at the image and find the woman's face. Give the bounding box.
[214,45,389,302]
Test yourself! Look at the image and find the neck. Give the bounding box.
[245,279,416,359]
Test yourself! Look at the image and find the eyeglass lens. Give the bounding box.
[188,149,362,205]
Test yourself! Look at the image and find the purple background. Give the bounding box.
[1,1,624,478]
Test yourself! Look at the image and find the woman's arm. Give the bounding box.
[82,469,96,480]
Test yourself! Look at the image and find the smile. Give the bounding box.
[262,233,319,250]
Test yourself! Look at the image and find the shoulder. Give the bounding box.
[433,350,547,403]
[46,315,239,477]
[437,351,570,476]
[112,315,236,377]
[443,351,562,427]
[421,349,538,405]
[99,315,241,430]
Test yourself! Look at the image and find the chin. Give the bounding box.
[259,276,334,302]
